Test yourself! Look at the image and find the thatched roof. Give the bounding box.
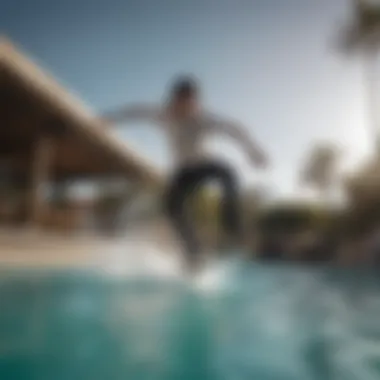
[0,37,162,186]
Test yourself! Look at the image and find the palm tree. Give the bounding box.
[338,0,380,153]
[300,143,341,202]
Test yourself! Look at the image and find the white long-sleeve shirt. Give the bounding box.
[103,104,265,171]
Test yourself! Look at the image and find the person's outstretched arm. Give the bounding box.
[204,113,269,168]
[101,104,161,124]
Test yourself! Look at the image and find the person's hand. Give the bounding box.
[250,150,269,169]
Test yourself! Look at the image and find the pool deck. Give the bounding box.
[0,225,179,271]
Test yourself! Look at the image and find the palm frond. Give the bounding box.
[337,1,380,54]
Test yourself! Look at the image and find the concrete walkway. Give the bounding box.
[0,226,180,275]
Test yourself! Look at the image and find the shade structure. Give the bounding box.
[0,37,162,186]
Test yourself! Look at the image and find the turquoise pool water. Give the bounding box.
[0,264,379,379]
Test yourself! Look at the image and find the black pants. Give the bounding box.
[164,161,241,259]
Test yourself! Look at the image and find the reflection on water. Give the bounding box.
[0,263,380,379]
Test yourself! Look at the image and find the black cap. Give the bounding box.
[170,76,199,100]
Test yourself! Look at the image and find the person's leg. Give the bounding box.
[164,168,203,270]
[203,162,242,248]
[219,166,241,242]
[164,161,241,267]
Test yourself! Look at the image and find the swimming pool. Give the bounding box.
[0,263,379,379]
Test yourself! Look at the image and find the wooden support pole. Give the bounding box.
[26,135,54,226]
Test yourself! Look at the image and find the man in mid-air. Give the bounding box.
[102,76,269,273]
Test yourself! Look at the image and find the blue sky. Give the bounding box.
[2,0,375,198]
